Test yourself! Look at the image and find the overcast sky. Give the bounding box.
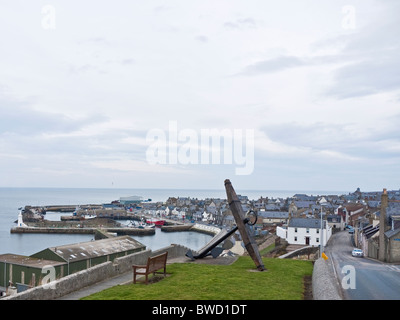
[1,0,399,192]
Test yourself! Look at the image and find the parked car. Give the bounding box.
[348,227,354,234]
[352,248,363,257]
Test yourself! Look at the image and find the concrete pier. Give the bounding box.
[10,222,219,237]
[161,224,193,232]
[10,226,155,236]
[37,204,103,212]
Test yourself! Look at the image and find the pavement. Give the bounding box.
[58,270,134,300]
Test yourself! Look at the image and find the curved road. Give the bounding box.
[325,230,400,300]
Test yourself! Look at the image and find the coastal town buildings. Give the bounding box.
[349,189,400,262]
[15,187,400,286]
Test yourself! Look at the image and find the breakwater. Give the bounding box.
[191,223,221,235]
[10,222,220,238]
[160,223,221,236]
[10,226,155,236]
[10,223,219,237]
[161,224,193,232]
[11,215,157,236]
[42,205,103,212]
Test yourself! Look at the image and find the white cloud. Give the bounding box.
[90,159,185,174]
[0,1,399,191]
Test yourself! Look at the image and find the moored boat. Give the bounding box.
[146,218,165,227]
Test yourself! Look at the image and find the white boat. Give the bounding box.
[83,214,96,220]
[127,220,154,229]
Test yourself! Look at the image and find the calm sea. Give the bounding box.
[0,187,348,256]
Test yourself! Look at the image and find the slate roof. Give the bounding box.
[327,214,342,223]
[385,228,400,239]
[0,253,65,268]
[40,236,145,263]
[294,201,314,208]
[288,218,325,229]
[259,211,289,218]
[362,224,379,239]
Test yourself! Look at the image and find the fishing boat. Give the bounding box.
[146,218,165,227]
[127,220,155,229]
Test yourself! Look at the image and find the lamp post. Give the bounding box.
[320,205,324,258]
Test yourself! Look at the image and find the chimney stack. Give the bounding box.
[378,188,388,261]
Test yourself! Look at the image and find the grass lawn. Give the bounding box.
[82,256,313,300]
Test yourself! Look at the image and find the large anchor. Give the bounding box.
[186,209,257,260]
[186,179,266,271]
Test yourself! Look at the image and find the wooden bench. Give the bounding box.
[132,252,168,284]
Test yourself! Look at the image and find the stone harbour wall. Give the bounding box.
[191,223,221,236]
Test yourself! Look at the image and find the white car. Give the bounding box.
[352,248,363,257]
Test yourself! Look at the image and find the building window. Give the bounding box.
[306,228,309,233]
[294,236,297,242]
[316,238,319,243]
[295,228,298,233]
[317,229,319,234]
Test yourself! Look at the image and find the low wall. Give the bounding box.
[278,246,318,259]
[281,248,342,300]
[1,244,189,300]
[113,244,192,274]
[312,258,342,300]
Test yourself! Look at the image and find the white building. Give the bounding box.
[276,218,331,247]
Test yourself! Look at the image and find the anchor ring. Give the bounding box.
[245,210,258,226]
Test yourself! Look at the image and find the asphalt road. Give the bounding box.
[325,230,400,300]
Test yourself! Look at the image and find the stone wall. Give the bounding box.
[278,246,318,259]
[312,258,342,300]
[388,237,400,263]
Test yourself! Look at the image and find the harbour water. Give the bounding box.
[0,187,348,256]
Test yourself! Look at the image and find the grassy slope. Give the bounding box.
[83,256,313,300]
